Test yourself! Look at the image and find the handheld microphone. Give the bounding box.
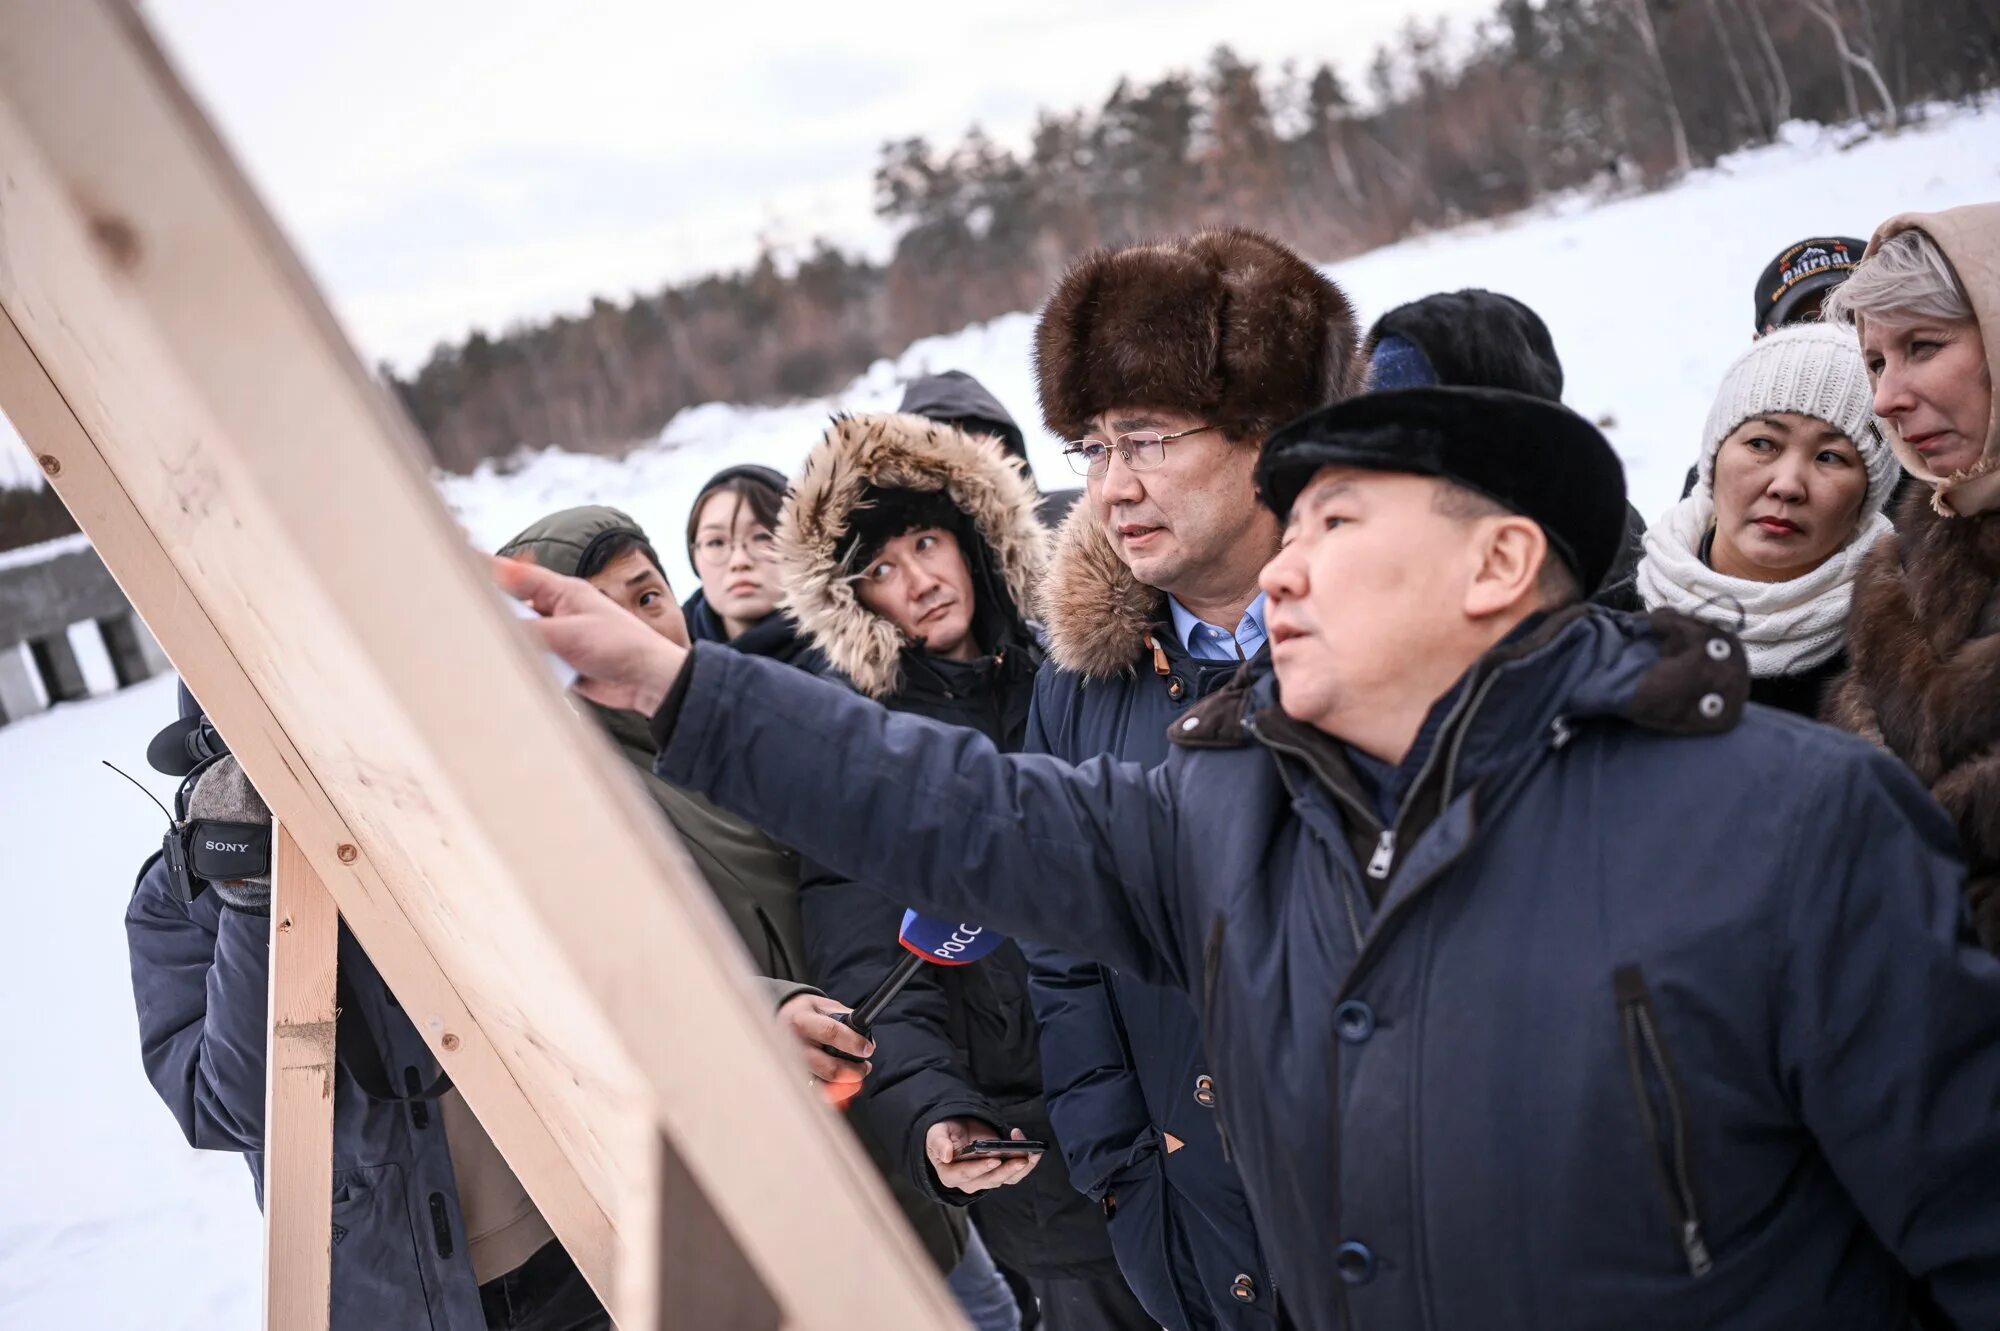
[826,910,1004,1061]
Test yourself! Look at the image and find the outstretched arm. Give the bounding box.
[496,554,1193,987]
[660,643,1191,988]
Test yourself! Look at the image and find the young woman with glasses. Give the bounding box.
[681,464,823,669]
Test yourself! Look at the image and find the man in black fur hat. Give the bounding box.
[500,382,2000,1331]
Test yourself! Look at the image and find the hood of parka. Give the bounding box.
[777,412,1048,699]
[496,504,662,580]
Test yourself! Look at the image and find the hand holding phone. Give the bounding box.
[956,1138,1049,1158]
[926,1119,1045,1193]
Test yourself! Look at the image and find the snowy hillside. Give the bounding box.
[0,102,1994,1329]
[437,104,2000,592]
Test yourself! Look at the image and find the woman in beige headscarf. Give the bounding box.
[1822,202,2000,947]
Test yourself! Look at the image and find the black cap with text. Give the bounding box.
[1754,236,1865,334]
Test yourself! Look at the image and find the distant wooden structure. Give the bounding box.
[0,4,959,1327]
[0,533,171,725]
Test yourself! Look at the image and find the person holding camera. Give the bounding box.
[124,686,607,1330]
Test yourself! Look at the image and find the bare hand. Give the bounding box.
[491,555,685,715]
[778,993,874,1091]
[926,1120,1042,1194]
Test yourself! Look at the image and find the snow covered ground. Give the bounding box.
[0,101,1995,1328]
[0,676,262,1330]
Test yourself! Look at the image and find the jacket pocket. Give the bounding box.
[1098,1160,1186,1330]
[1613,964,1714,1278]
[329,1162,441,1329]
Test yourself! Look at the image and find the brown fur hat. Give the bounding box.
[777,412,1048,699]
[1033,227,1365,444]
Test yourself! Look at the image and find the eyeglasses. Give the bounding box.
[1063,425,1222,478]
[693,530,778,567]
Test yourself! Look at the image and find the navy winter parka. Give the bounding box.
[1016,502,1276,1329]
[125,853,491,1330]
[656,605,2000,1331]
[1021,633,1276,1328]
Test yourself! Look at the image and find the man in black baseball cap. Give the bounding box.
[1755,235,1865,335]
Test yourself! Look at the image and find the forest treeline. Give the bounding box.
[390,0,1998,472]
[21,0,1999,508]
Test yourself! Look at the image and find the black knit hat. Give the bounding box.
[693,463,788,505]
[685,463,788,564]
[1365,289,1564,401]
[1257,387,1628,595]
[834,487,968,573]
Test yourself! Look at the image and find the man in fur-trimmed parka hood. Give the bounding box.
[777,412,1046,702]
[1023,227,1362,1330]
[779,412,1158,1326]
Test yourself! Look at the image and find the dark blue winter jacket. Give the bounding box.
[125,853,489,1330]
[656,606,2000,1331]
[1020,626,1275,1329]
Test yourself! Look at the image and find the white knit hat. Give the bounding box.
[1698,322,1898,517]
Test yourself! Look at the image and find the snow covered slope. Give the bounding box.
[0,102,1994,1329]
[439,105,2000,593]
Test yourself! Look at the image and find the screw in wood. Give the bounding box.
[37,455,60,477]
[336,843,358,863]
[441,1033,461,1053]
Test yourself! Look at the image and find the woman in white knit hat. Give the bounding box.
[1636,321,1896,718]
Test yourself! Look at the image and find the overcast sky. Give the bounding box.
[137,0,1495,371]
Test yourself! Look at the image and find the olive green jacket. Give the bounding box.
[497,505,966,1272]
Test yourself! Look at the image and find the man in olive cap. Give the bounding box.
[499,386,2000,1331]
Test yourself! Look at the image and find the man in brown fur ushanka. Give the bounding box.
[1017,229,1366,1330]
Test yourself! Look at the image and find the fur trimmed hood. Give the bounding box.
[1865,204,2000,517]
[1033,227,1364,445]
[777,412,1047,698]
[1037,500,1169,680]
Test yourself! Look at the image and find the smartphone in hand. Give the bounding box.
[956,1138,1048,1159]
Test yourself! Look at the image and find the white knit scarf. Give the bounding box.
[1635,492,1893,676]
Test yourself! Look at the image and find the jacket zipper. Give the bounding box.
[1613,964,1714,1278]
[1199,916,1235,1164]
[1363,666,1506,889]
[1364,830,1396,880]
[1254,664,1507,953]
[1340,669,1513,976]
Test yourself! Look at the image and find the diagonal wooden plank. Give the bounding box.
[0,305,620,1304]
[0,4,959,1326]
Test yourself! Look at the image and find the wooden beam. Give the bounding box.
[0,6,959,1326]
[263,825,338,1331]
[655,1129,784,1330]
[0,305,620,1302]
